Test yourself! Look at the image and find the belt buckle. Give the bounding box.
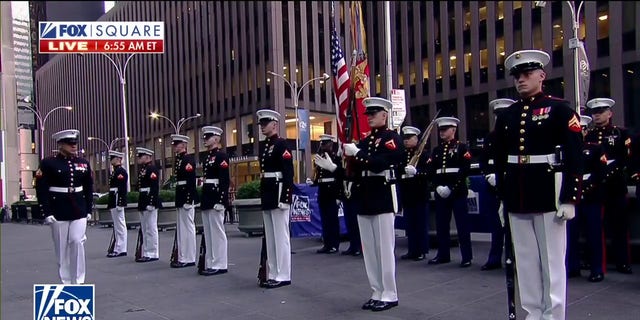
[68,187,76,193]
[518,155,529,164]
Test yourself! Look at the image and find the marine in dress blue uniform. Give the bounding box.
[36,129,94,284]
[257,109,294,289]
[479,98,515,270]
[310,134,343,254]
[398,126,430,261]
[426,117,473,267]
[135,147,160,262]
[171,134,200,268]
[343,97,403,312]
[584,98,633,275]
[199,126,230,275]
[566,115,606,282]
[494,50,584,320]
[106,150,128,258]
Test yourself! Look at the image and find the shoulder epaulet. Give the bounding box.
[547,95,564,101]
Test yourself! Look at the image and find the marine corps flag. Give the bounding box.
[349,1,371,140]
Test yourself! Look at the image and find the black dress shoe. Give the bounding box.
[265,280,291,289]
[171,261,196,268]
[459,260,472,268]
[588,272,604,282]
[136,256,158,263]
[427,257,451,265]
[351,250,362,257]
[371,300,398,312]
[361,299,379,310]
[412,254,426,261]
[258,279,270,288]
[616,264,633,274]
[567,270,581,278]
[200,268,228,276]
[317,247,331,254]
[480,262,502,271]
[400,253,416,260]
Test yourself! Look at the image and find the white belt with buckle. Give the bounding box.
[261,172,283,179]
[401,174,415,179]
[318,178,335,183]
[204,179,219,184]
[139,187,150,192]
[49,186,84,193]
[361,170,391,177]
[507,154,556,165]
[436,168,460,174]
[583,173,591,180]
[176,181,187,185]
[109,187,118,192]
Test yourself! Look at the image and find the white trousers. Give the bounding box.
[510,212,567,320]
[140,209,159,258]
[262,208,291,281]
[51,218,87,284]
[110,207,127,253]
[357,213,398,302]
[177,207,196,263]
[201,208,228,269]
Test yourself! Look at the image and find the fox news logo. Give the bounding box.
[33,284,94,320]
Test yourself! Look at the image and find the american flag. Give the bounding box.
[331,27,350,144]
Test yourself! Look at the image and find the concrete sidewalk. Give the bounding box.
[2,222,640,319]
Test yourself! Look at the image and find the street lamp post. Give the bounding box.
[81,53,137,192]
[267,71,330,183]
[535,1,585,114]
[149,112,202,135]
[87,136,125,174]
[18,96,73,160]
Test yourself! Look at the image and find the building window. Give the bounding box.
[465,93,490,151]
[622,2,636,51]
[596,3,610,57]
[588,68,611,101]
[496,37,505,79]
[623,63,640,132]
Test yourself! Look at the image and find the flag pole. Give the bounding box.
[384,1,394,129]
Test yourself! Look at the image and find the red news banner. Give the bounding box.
[40,39,164,53]
[38,21,165,54]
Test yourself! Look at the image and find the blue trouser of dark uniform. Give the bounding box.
[403,202,429,255]
[486,197,505,265]
[343,196,362,252]
[434,195,472,261]
[603,193,630,266]
[567,202,604,274]
[318,197,340,249]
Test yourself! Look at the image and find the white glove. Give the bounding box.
[336,200,341,206]
[404,165,417,177]
[485,173,496,187]
[146,205,155,211]
[305,178,314,185]
[436,186,452,199]
[343,143,360,157]
[498,202,505,227]
[278,202,290,210]
[86,214,92,220]
[556,204,576,221]
[213,204,225,211]
[337,148,343,157]
[183,203,194,210]
[44,215,57,225]
[314,153,338,172]
[116,206,125,210]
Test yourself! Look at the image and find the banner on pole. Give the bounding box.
[297,109,309,150]
[390,89,407,129]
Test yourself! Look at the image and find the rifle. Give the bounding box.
[408,109,442,166]
[170,229,178,264]
[107,228,116,255]
[134,228,144,261]
[197,233,206,273]
[257,231,268,287]
[504,212,517,319]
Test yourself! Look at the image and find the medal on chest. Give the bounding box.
[531,107,550,121]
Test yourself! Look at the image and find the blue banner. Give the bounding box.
[297,109,309,150]
[290,184,347,238]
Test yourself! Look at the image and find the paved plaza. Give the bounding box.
[2,222,640,319]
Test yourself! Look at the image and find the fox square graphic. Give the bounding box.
[34,284,94,320]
